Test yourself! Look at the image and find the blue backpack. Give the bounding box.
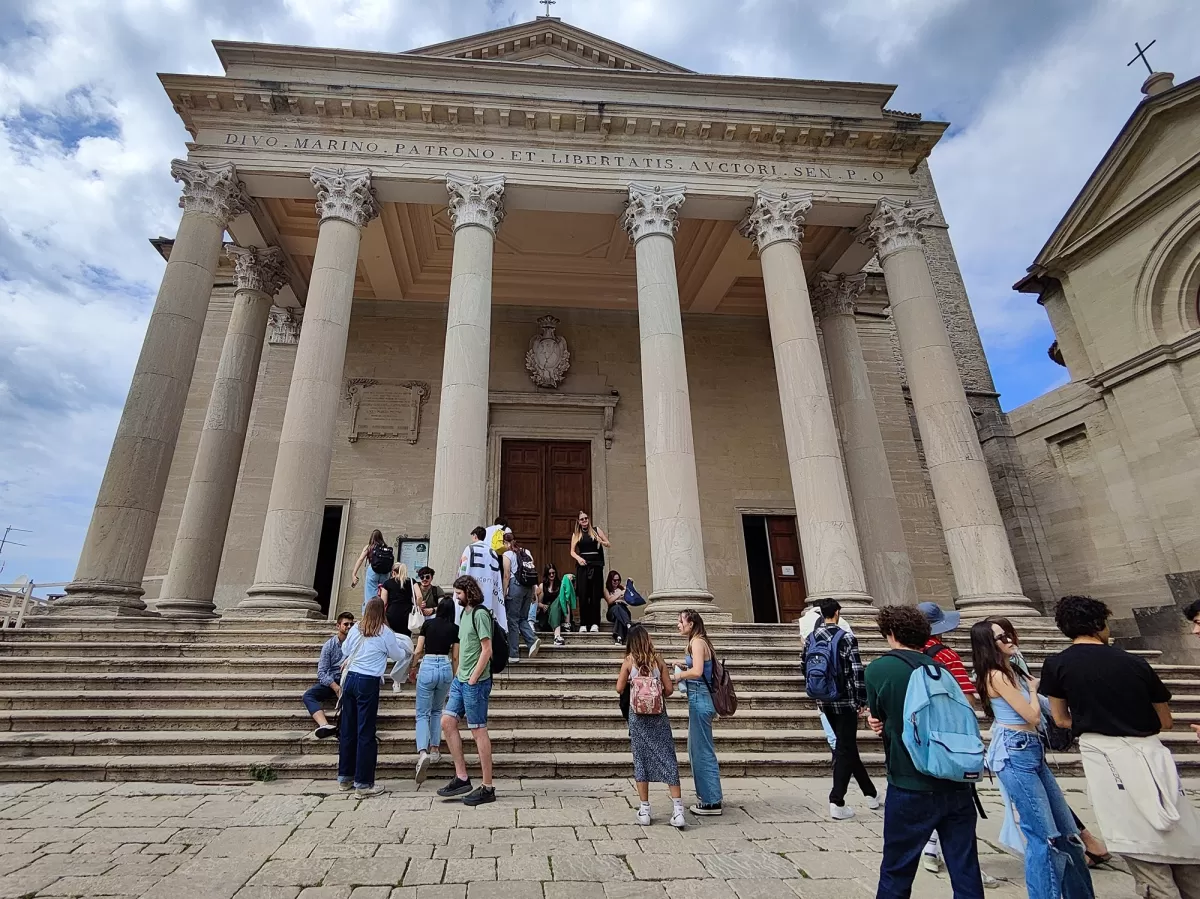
[889,651,984,783]
[804,629,846,702]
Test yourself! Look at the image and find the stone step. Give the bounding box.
[5,725,1197,761]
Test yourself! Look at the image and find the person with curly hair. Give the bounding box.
[1040,596,1200,899]
[865,604,984,899]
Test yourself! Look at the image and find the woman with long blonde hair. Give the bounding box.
[570,510,610,632]
[380,562,415,636]
[616,624,684,828]
[337,597,412,798]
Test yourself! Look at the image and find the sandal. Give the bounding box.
[1085,851,1113,869]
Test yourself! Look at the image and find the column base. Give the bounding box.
[233,582,324,619]
[155,598,218,620]
[640,590,733,624]
[805,591,878,616]
[953,593,1042,621]
[55,583,157,618]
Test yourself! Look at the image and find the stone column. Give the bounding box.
[427,174,506,585]
[61,161,248,615]
[157,247,289,618]
[812,272,918,607]
[239,167,377,616]
[738,189,872,611]
[622,183,716,615]
[858,198,1036,616]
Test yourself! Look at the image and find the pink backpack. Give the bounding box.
[630,665,664,716]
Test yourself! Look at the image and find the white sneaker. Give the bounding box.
[982,872,1005,889]
[579,625,587,633]
[636,805,652,826]
[830,803,855,820]
[415,751,430,785]
[922,852,942,874]
[670,808,686,829]
[529,638,542,659]
[429,749,441,765]
[590,624,599,633]
[867,794,882,810]
[356,785,387,799]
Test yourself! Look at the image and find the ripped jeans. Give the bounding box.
[995,730,1094,899]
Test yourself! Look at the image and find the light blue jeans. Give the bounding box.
[995,730,1093,899]
[687,682,723,805]
[415,656,453,752]
[819,711,837,750]
[504,583,536,659]
[363,566,385,611]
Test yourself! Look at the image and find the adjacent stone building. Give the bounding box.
[1011,70,1200,658]
[60,17,1120,636]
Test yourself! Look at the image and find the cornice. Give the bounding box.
[1086,329,1200,392]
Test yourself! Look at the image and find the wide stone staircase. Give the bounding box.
[0,616,1197,782]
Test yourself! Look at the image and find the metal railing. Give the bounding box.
[0,581,67,628]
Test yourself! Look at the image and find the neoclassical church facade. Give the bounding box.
[56,18,1195,652]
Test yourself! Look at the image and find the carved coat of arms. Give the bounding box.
[525,315,570,389]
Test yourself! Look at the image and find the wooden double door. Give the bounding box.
[498,440,592,580]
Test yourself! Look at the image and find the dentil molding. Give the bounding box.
[171,159,249,224]
[446,172,506,234]
[311,166,379,228]
[738,188,813,252]
[811,272,867,319]
[226,246,289,297]
[856,197,938,262]
[622,182,686,243]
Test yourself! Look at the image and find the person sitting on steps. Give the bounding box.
[302,611,354,739]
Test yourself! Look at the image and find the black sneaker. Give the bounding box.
[436,776,473,798]
[313,724,337,739]
[462,784,496,806]
[689,801,723,816]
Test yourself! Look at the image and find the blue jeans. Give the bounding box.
[415,656,453,752]
[505,584,536,659]
[302,683,337,716]
[687,683,723,805]
[363,567,385,611]
[877,786,984,899]
[444,677,493,729]
[995,731,1092,899]
[338,672,381,789]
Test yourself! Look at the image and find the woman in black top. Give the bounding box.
[536,563,564,643]
[412,596,460,784]
[570,511,610,632]
[380,563,415,637]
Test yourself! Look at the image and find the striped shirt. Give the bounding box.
[923,639,976,696]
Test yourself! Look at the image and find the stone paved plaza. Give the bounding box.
[0,776,1176,899]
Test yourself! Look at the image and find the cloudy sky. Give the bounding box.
[1,0,1198,583]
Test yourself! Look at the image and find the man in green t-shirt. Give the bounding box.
[437,575,496,806]
[865,605,983,899]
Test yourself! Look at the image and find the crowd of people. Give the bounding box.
[305,524,1200,899]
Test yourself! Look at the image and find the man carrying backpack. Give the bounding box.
[802,598,879,820]
[866,605,985,899]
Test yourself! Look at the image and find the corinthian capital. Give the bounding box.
[268,307,302,346]
[311,166,378,227]
[171,160,249,224]
[446,173,506,234]
[811,272,867,320]
[856,197,938,261]
[622,183,686,243]
[226,246,290,297]
[738,189,813,252]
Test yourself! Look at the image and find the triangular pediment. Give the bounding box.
[406,18,692,73]
[1033,76,1200,267]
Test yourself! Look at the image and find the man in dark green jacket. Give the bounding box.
[865,605,983,899]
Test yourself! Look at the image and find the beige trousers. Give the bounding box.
[1125,858,1200,899]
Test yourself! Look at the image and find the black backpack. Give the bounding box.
[479,608,510,675]
[514,550,539,587]
[369,543,394,574]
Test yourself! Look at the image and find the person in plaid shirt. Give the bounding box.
[802,598,879,819]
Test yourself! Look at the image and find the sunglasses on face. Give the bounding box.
[994,633,1015,645]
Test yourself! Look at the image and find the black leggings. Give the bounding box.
[608,602,632,642]
[577,565,603,628]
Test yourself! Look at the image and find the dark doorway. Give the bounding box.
[499,440,592,579]
[312,504,344,618]
[742,514,808,623]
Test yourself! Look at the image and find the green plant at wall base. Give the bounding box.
[249,763,277,782]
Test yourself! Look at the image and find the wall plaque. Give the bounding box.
[345,378,431,444]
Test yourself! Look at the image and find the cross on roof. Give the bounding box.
[539,0,556,16]
[1127,39,1157,75]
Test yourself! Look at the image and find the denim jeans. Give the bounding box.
[818,711,837,750]
[415,656,453,752]
[825,707,876,805]
[687,682,723,804]
[363,566,385,611]
[338,671,381,789]
[505,584,536,659]
[995,730,1092,899]
[876,785,984,899]
[608,601,632,643]
[302,683,337,716]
